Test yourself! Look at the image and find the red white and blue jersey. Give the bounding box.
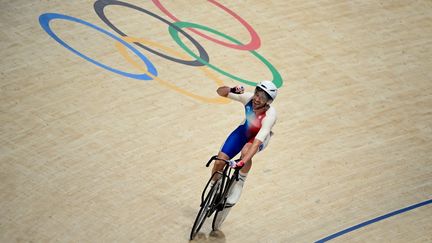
[220,92,277,159]
[228,92,277,142]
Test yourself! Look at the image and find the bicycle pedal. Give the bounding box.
[224,203,234,208]
[216,204,225,211]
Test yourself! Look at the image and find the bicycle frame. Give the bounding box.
[201,156,242,211]
[189,155,243,240]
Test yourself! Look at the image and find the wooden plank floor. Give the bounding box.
[1,0,431,242]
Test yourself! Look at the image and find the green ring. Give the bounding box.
[169,21,283,88]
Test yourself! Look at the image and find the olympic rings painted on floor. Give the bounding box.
[169,21,283,88]
[151,0,261,51]
[94,0,209,67]
[39,1,283,103]
[39,13,157,80]
[116,36,230,104]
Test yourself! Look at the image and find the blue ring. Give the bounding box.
[39,13,157,80]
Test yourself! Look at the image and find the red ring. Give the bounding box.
[152,0,261,50]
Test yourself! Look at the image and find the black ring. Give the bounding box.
[94,0,209,66]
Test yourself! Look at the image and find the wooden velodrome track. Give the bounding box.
[1,0,431,242]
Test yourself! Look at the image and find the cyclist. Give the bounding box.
[211,80,278,207]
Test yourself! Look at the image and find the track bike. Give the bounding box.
[189,155,243,240]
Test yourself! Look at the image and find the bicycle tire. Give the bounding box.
[190,182,219,240]
[212,199,224,231]
[212,175,237,230]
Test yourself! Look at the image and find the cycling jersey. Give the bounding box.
[220,92,277,159]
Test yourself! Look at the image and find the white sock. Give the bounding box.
[238,172,248,182]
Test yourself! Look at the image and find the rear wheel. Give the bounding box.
[212,201,230,230]
[190,182,220,240]
[212,179,235,230]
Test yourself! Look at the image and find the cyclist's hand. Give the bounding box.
[230,85,244,94]
[236,160,245,168]
[229,160,245,169]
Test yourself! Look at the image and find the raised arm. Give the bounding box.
[217,86,231,97]
[217,85,253,105]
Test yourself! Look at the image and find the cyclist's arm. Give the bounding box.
[241,139,262,165]
[216,86,231,97]
[217,86,252,105]
[255,107,277,142]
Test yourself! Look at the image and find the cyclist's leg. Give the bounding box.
[227,132,272,205]
[225,140,254,206]
[210,151,228,182]
[226,168,248,205]
[211,126,247,181]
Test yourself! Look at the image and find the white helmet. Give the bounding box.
[256,80,277,101]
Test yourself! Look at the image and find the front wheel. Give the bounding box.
[190,182,220,240]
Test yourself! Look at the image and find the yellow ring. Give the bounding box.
[115,36,230,104]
